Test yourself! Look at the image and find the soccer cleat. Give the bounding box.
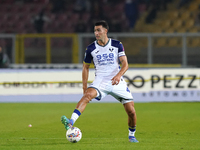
[61,115,74,130]
[129,136,139,143]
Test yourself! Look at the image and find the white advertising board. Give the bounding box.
[0,68,199,102]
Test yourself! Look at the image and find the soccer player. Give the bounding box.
[0,46,10,68]
[61,20,138,143]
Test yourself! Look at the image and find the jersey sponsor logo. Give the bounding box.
[99,62,114,66]
[96,53,114,66]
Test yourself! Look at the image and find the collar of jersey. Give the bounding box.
[96,38,110,47]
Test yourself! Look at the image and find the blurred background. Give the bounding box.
[0,0,200,69]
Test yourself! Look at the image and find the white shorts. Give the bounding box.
[88,77,133,104]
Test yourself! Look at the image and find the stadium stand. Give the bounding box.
[0,0,200,66]
[135,0,200,33]
[0,0,127,33]
[0,0,199,35]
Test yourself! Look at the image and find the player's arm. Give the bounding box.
[82,62,90,94]
[111,55,128,85]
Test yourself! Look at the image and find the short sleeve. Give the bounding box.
[118,42,125,57]
[83,47,93,64]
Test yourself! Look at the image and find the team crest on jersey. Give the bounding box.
[109,48,114,52]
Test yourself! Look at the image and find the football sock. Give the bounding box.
[129,126,136,137]
[70,109,81,124]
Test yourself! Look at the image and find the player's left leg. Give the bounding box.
[123,101,139,143]
[123,101,136,127]
[110,80,139,142]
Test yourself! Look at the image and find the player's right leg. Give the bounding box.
[61,88,97,130]
[75,87,97,112]
[61,115,74,130]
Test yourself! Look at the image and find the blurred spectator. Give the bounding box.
[50,0,66,13]
[73,0,91,13]
[195,11,200,26]
[90,0,105,21]
[89,1,107,32]
[31,9,51,33]
[159,0,167,10]
[144,0,151,10]
[104,0,121,6]
[124,0,139,31]
[75,17,87,33]
[4,29,13,62]
[0,46,10,68]
[145,0,171,10]
[109,20,122,32]
[4,38,12,63]
[144,0,172,24]
[177,0,190,9]
[145,1,158,24]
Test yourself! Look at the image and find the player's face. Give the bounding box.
[94,25,107,41]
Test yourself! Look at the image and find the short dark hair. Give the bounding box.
[94,20,109,31]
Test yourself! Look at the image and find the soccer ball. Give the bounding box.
[66,127,82,143]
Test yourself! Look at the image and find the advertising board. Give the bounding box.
[0,69,199,102]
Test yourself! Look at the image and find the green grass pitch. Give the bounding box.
[0,102,199,150]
